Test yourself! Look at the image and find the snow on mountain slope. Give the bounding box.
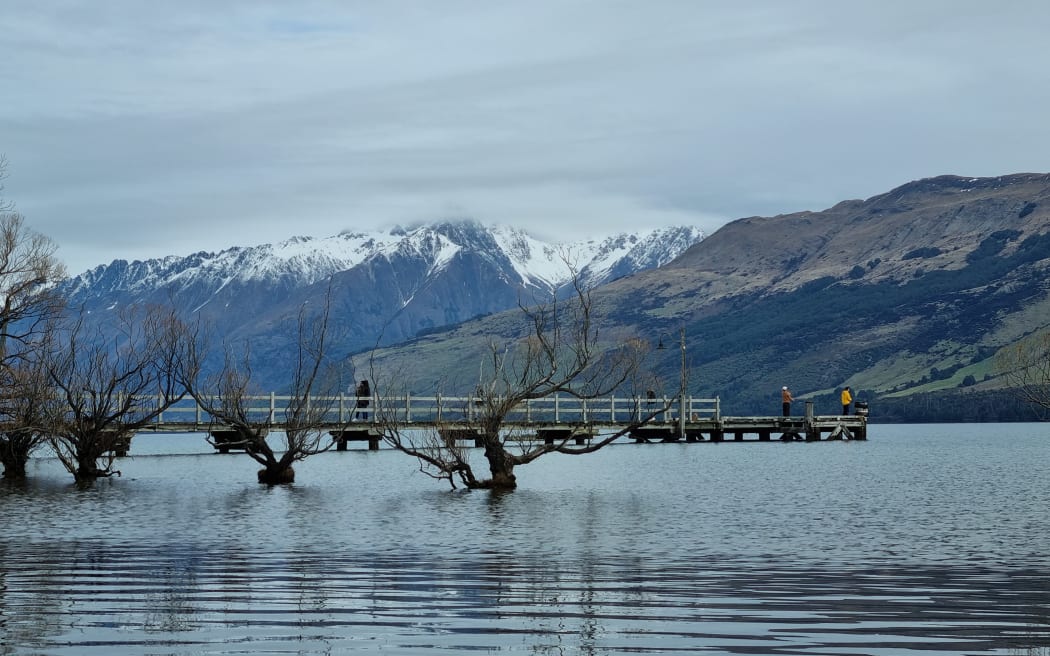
[364,227,459,278]
[490,225,566,288]
[65,231,395,297]
[489,224,707,291]
[567,226,706,290]
[62,221,704,308]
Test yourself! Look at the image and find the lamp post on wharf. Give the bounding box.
[657,326,687,441]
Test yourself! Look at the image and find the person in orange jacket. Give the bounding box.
[841,386,853,415]
[781,386,793,416]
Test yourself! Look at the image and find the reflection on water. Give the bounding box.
[4,545,1050,655]
[2,424,1050,654]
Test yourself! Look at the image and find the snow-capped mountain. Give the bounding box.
[60,220,703,385]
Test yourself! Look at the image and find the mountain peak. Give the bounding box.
[871,173,1050,207]
[60,220,705,367]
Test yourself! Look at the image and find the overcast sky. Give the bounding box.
[3,1,1049,274]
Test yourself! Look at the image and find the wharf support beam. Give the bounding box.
[439,427,484,448]
[209,429,263,454]
[628,426,680,443]
[536,427,592,445]
[330,429,381,451]
[102,430,133,457]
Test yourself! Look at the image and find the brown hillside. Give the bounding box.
[617,173,1050,305]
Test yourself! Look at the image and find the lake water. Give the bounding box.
[2,424,1049,655]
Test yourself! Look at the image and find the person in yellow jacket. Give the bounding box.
[840,386,853,415]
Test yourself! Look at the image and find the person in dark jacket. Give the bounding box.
[355,380,371,421]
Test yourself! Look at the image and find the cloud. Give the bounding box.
[3,1,1049,273]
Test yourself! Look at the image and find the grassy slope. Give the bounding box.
[603,232,1050,416]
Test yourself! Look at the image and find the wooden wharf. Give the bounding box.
[125,394,867,452]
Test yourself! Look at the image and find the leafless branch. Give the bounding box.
[44,305,191,482]
[372,262,665,490]
[183,281,349,483]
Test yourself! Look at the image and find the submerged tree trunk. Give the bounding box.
[71,432,123,483]
[74,455,117,483]
[1,450,28,478]
[0,430,44,479]
[480,435,517,490]
[252,444,298,485]
[258,465,295,485]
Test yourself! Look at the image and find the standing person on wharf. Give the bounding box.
[841,386,853,415]
[782,386,793,416]
[356,380,371,421]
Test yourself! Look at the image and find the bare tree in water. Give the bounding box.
[45,306,189,483]
[183,288,348,484]
[0,346,59,478]
[996,331,1050,417]
[373,276,661,491]
[0,159,67,478]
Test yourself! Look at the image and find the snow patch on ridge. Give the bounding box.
[63,221,705,305]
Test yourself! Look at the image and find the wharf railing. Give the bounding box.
[142,393,722,430]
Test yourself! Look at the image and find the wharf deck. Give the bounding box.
[621,414,866,443]
[122,395,868,451]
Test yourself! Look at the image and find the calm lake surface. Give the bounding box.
[2,424,1049,655]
